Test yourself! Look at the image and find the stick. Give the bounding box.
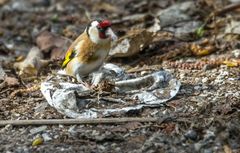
[0,117,162,127]
[205,2,240,25]
[214,2,240,16]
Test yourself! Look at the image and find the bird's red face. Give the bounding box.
[97,20,112,39]
[87,19,117,43]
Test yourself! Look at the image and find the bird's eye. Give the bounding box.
[97,25,101,30]
[97,25,105,32]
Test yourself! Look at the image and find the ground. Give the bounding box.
[0,0,240,153]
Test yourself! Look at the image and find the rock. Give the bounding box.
[30,126,47,135]
[11,0,32,12]
[0,66,6,80]
[202,77,208,84]
[34,102,48,113]
[203,130,215,141]
[68,125,77,135]
[232,49,240,58]
[171,21,202,39]
[157,1,197,27]
[184,130,198,141]
[42,133,52,141]
[229,0,240,2]
[203,149,213,153]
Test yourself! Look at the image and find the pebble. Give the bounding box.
[0,124,13,133]
[68,125,77,135]
[203,130,215,141]
[203,148,213,153]
[179,73,185,79]
[202,77,208,83]
[30,126,47,135]
[184,130,198,141]
[11,0,32,12]
[232,49,240,58]
[194,85,201,91]
[42,133,52,141]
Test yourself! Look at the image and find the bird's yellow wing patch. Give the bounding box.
[62,48,76,68]
[62,33,87,68]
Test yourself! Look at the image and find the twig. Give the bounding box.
[204,2,240,27]
[214,2,240,16]
[100,97,126,103]
[0,117,162,127]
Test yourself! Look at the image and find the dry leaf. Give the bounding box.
[36,31,72,59]
[223,60,239,67]
[109,29,155,57]
[223,144,232,153]
[14,47,49,78]
[5,77,19,86]
[32,137,43,146]
[190,40,216,56]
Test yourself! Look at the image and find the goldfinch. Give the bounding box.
[62,19,117,82]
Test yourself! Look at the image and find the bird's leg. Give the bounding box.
[76,73,82,82]
[76,73,92,89]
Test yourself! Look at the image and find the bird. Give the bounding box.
[62,19,117,83]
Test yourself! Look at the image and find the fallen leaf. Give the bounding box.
[5,77,19,86]
[190,39,216,56]
[223,144,232,153]
[32,137,43,146]
[14,47,49,78]
[15,56,25,62]
[223,60,239,67]
[109,29,155,57]
[36,31,72,59]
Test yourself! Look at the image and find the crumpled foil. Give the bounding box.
[41,63,181,118]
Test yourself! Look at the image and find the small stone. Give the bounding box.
[194,85,201,91]
[203,130,215,141]
[11,0,32,12]
[0,124,13,133]
[232,49,240,58]
[0,66,6,80]
[179,73,185,79]
[68,125,77,135]
[42,133,52,142]
[30,126,47,135]
[203,148,213,153]
[34,102,48,113]
[194,142,202,151]
[184,129,198,141]
[202,77,208,83]
[195,78,200,82]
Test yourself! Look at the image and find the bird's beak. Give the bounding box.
[106,28,118,41]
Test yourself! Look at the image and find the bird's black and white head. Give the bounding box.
[86,19,117,44]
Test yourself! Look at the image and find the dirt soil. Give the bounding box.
[0,0,240,153]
